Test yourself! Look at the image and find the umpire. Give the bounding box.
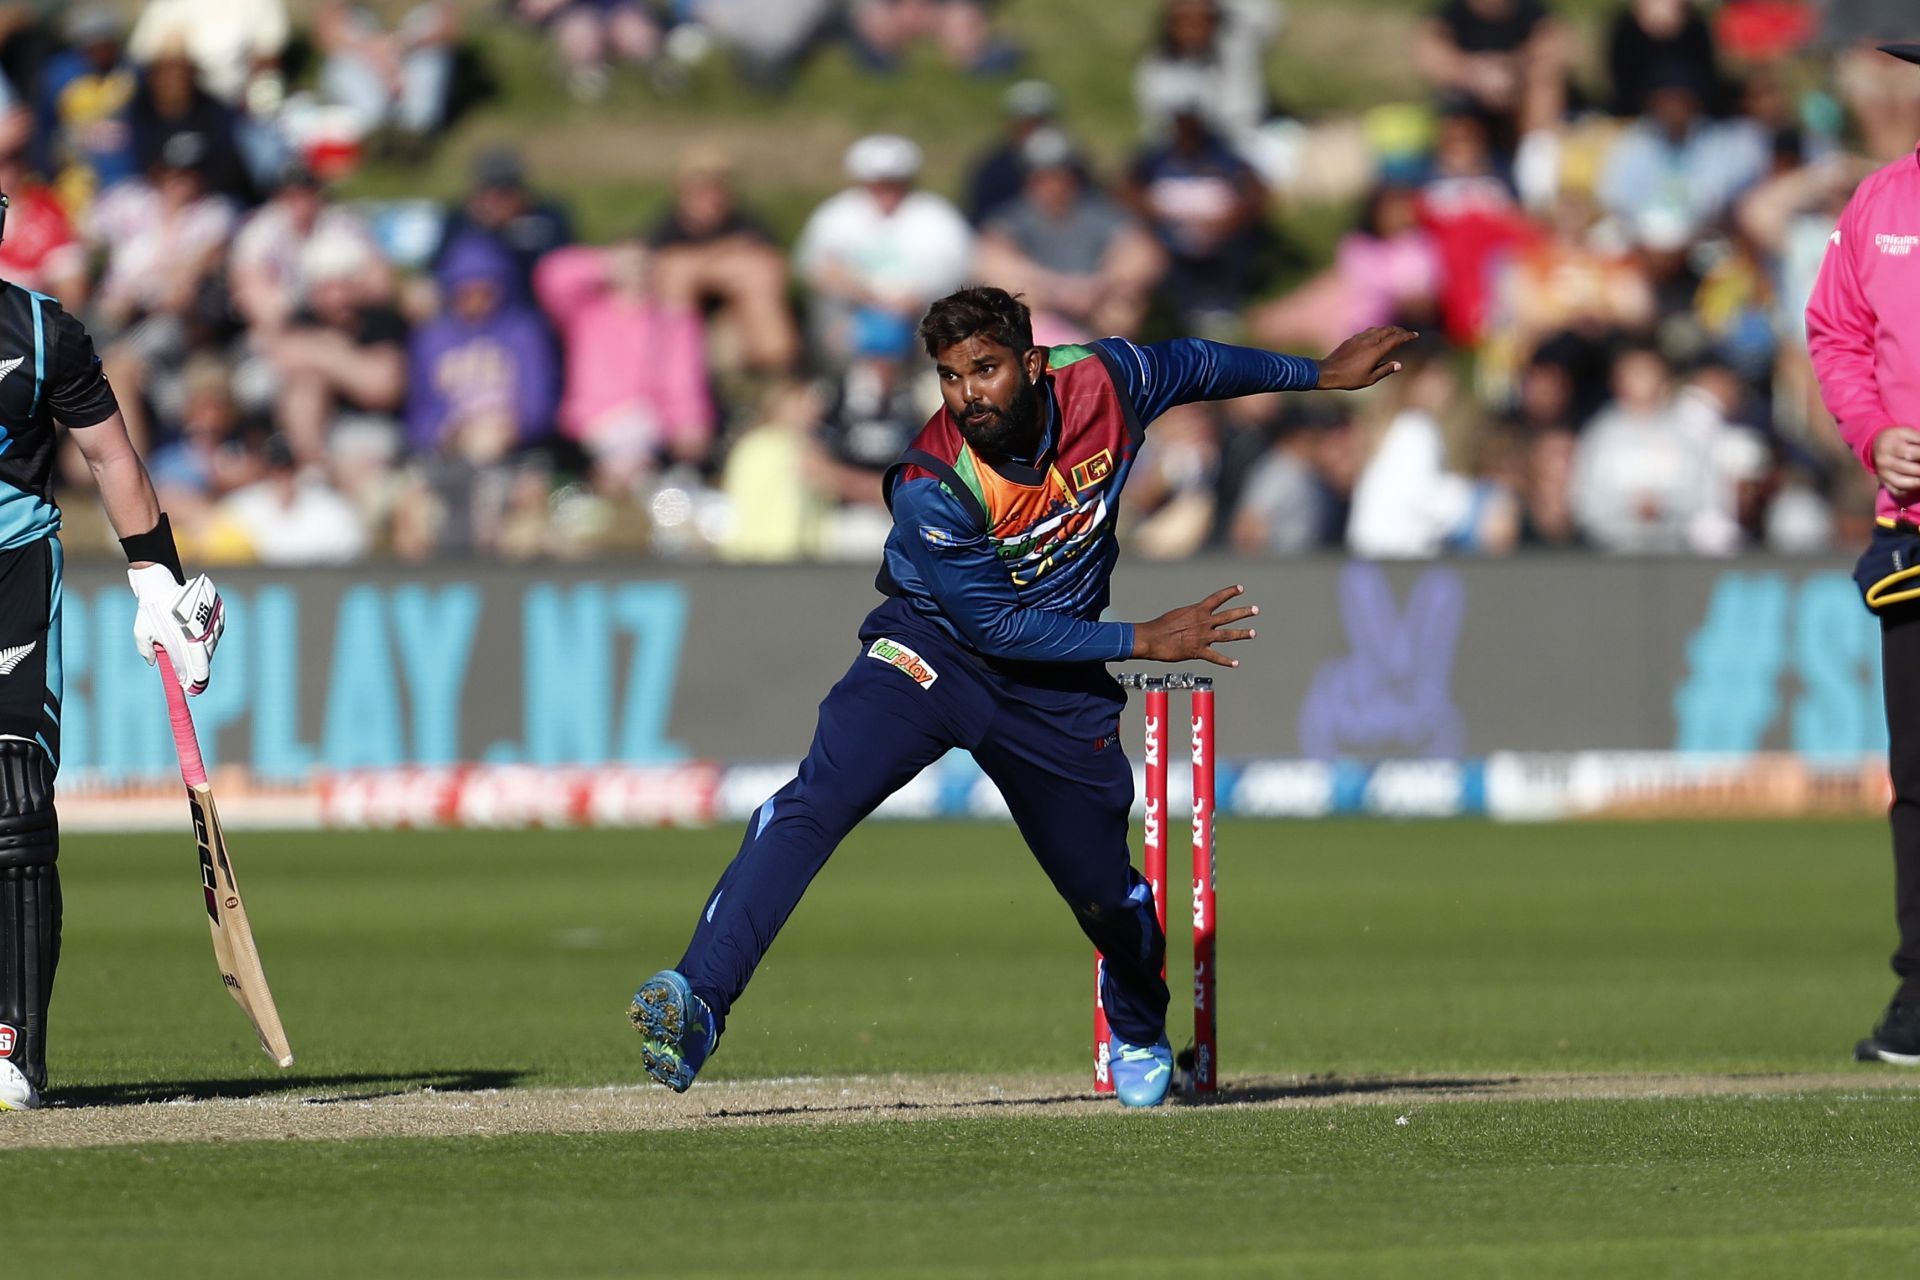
[1808,43,1920,1066]
[0,193,225,1110]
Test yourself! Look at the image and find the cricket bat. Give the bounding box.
[156,647,295,1069]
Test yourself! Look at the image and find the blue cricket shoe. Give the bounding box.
[630,969,719,1092]
[1108,1033,1174,1108]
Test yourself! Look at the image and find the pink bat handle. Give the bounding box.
[154,647,208,788]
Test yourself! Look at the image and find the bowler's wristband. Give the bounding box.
[120,512,185,585]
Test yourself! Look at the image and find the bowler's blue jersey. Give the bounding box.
[881,337,1317,663]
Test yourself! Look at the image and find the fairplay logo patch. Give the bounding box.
[867,637,938,689]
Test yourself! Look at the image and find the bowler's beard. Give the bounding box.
[956,375,1043,462]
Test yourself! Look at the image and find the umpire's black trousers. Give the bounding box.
[1882,603,1920,1001]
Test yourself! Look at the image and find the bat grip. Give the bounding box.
[155,647,209,788]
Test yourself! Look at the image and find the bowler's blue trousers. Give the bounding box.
[676,597,1170,1044]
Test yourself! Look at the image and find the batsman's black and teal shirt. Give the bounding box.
[0,280,118,770]
[0,280,119,550]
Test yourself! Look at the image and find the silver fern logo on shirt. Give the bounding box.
[0,641,36,676]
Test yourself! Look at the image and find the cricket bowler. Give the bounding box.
[0,193,226,1111]
[633,285,1412,1106]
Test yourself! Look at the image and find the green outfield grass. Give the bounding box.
[18,1096,1920,1279]
[9,818,1920,1277]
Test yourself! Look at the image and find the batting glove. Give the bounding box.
[129,565,225,695]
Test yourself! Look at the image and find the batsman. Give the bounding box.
[0,194,225,1111]
[633,286,1411,1106]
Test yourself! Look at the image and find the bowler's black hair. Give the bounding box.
[919,286,1034,359]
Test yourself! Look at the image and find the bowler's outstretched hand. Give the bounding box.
[1315,326,1420,391]
[1132,584,1260,668]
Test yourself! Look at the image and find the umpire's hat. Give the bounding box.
[1882,44,1920,66]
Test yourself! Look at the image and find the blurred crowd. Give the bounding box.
[7,0,1920,563]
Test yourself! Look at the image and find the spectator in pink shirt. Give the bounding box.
[1806,42,1920,1071]
[1251,184,1438,351]
[534,239,714,493]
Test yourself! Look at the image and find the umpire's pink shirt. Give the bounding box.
[1808,146,1920,524]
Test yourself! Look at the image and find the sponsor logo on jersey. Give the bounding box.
[867,637,939,689]
[991,494,1111,588]
[1070,449,1114,492]
[920,526,957,547]
[1878,233,1920,256]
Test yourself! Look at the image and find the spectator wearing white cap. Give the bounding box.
[230,163,384,335]
[255,227,409,467]
[794,133,972,368]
